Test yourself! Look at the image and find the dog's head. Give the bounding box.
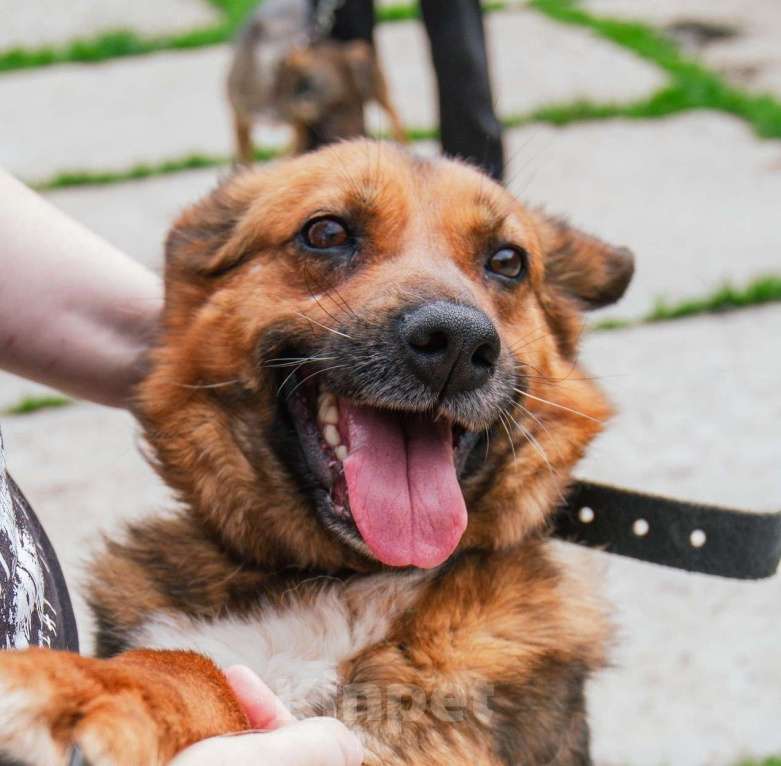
[272,41,374,129]
[138,141,633,571]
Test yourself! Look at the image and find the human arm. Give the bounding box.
[0,169,162,408]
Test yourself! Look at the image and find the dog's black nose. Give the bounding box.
[399,301,500,396]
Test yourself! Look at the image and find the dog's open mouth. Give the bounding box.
[286,378,481,569]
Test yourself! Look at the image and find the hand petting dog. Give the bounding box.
[172,666,363,766]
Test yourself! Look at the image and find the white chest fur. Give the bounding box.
[132,571,426,716]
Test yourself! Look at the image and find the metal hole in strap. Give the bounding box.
[578,506,595,524]
[690,529,707,548]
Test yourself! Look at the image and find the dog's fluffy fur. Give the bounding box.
[0,141,633,765]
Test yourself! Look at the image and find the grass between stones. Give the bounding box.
[0,26,232,73]
[591,275,781,331]
[530,0,781,139]
[3,395,72,416]
[25,89,694,191]
[32,149,276,191]
[3,0,781,145]
[19,0,781,191]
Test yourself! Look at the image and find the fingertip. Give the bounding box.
[224,665,295,729]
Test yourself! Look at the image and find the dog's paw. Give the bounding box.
[0,648,173,766]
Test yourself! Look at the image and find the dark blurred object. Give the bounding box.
[663,19,738,52]
[227,0,405,162]
[319,0,505,180]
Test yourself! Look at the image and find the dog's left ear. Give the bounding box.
[531,210,635,309]
[341,40,376,102]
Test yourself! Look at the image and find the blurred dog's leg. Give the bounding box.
[372,59,407,144]
[233,109,254,165]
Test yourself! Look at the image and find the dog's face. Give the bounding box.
[272,41,374,127]
[139,141,633,571]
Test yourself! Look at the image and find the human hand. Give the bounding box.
[171,666,364,766]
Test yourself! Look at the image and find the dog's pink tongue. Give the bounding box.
[341,403,467,569]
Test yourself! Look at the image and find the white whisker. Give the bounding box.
[285,364,348,399]
[516,389,603,423]
[174,379,241,390]
[295,312,353,339]
[504,408,556,479]
[264,355,337,369]
[497,412,517,461]
[277,360,309,396]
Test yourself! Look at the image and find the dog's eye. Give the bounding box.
[295,75,316,97]
[487,247,527,281]
[302,217,350,250]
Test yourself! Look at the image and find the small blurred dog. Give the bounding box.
[227,0,406,162]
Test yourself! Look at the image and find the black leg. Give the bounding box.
[312,0,376,43]
[419,0,505,181]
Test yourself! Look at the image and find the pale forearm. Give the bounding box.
[0,169,162,408]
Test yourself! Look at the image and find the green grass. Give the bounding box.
[0,25,234,73]
[592,275,781,331]
[530,0,781,139]
[36,153,229,191]
[3,395,73,416]
[737,759,781,766]
[32,146,280,191]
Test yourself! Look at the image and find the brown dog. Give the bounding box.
[228,0,406,162]
[0,141,633,765]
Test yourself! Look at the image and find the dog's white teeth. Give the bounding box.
[317,392,337,421]
[323,424,341,447]
[321,406,339,425]
[316,389,347,458]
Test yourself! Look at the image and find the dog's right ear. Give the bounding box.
[531,210,635,309]
[164,176,255,281]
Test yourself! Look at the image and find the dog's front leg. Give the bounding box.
[0,647,248,765]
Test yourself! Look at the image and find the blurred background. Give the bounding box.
[0,1,779,764]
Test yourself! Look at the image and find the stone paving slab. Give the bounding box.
[1,304,778,763]
[38,112,781,323]
[0,9,664,180]
[0,376,61,414]
[577,304,781,766]
[584,0,781,99]
[0,0,220,52]
[43,166,223,273]
[0,46,239,181]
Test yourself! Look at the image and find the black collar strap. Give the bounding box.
[553,480,781,580]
